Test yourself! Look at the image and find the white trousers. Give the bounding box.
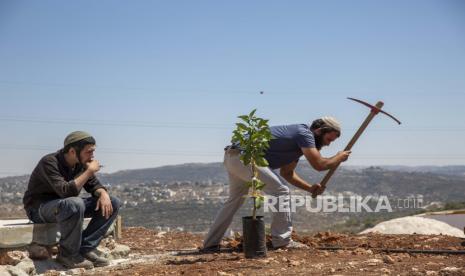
[203,148,292,248]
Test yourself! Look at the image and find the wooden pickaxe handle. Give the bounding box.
[311,101,384,198]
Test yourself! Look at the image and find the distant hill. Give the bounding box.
[2,164,464,202]
[97,163,465,202]
[346,165,465,176]
[99,162,227,184]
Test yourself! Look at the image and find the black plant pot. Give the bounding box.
[242,216,267,258]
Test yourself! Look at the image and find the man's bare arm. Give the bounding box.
[279,161,321,193]
[301,147,350,171]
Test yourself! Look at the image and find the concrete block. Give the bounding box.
[0,216,121,248]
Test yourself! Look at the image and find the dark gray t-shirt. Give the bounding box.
[264,124,316,169]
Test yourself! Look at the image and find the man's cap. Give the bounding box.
[321,116,341,133]
[64,131,93,147]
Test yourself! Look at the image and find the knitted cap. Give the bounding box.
[64,131,93,147]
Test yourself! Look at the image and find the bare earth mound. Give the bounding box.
[360,216,465,238]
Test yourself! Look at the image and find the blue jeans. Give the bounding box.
[27,196,121,257]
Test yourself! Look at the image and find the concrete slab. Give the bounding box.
[0,219,60,248]
[0,217,121,248]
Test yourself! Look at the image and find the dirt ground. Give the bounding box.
[84,227,465,276]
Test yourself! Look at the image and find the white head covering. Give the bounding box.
[321,116,341,133]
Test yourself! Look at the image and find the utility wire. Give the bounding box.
[0,144,464,159]
[0,117,464,132]
[1,80,465,96]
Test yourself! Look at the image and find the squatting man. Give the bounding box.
[23,131,121,269]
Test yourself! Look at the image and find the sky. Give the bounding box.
[0,0,464,176]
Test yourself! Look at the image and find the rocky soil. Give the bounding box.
[2,227,464,275]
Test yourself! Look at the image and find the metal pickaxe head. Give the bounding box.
[347,97,401,125]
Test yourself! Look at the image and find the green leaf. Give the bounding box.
[256,157,269,167]
[238,115,249,122]
[242,152,252,165]
[236,123,248,131]
[255,195,265,209]
[257,119,269,128]
[255,181,266,190]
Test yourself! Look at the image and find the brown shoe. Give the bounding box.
[82,250,110,267]
[56,254,94,269]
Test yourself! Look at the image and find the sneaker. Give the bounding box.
[273,240,309,250]
[82,250,110,267]
[56,254,94,269]
[199,245,221,253]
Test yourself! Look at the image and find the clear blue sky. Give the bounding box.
[1,0,464,176]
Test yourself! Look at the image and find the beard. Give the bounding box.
[314,133,324,150]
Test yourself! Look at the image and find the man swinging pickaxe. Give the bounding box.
[312,98,401,198]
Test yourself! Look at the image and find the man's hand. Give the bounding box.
[95,190,113,219]
[336,151,351,163]
[309,183,326,197]
[86,160,101,174]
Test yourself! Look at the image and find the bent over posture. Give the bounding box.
[203,117,350,251]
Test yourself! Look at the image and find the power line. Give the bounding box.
[1,80,465,96]
[1,117,465,132]
[0,80,258,95]
[0,117,230,129]
[0,144,464,159]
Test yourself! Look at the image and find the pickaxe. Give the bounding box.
[311,97,401,198]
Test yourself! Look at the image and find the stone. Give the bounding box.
[441,267,461,273]
[0,266,11,276]
[156,232,166,238]
[43,270,61,276]
[425,271,438,276]
[379,268,391,274]
[6,265,28,276]
[383,255,395,264]
[14,258,35,275]
[101,237,117,250]
[108,244,130,260]
[426,237,440,242]
[28,244,50,260]
[288,260,300,266]
[0,250,27,266]
[365,259,383,266]
[352,248,373,255]
[66,268,85,275]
